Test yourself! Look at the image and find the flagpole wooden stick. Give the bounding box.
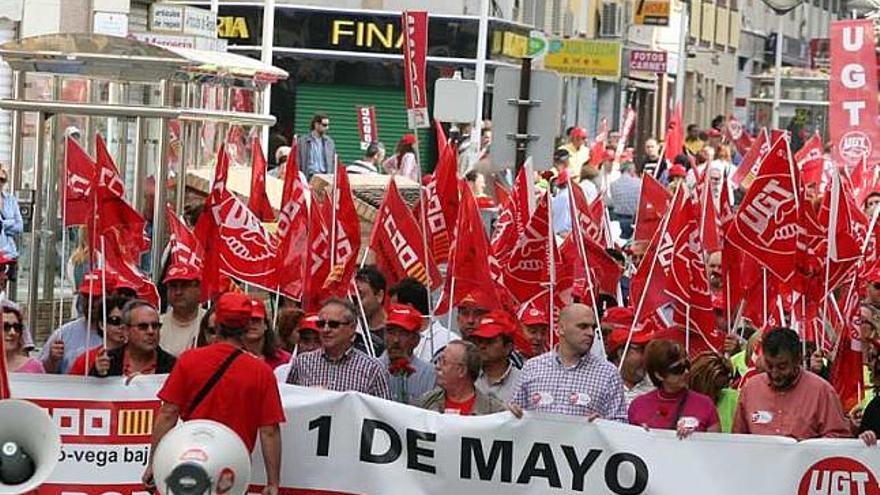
[330,156,339,269]
[619,190,676,372]
[59,137,69,329]
[685,304,691,356]
[350,279,377,358]
[100,236,108,350]
[725,266,732,336]
[821,169,840,350]
[762,268,768,326]
[547,190,556,349]
[272,287,282,332]
[776,295,787,328]
[418,182,436,358]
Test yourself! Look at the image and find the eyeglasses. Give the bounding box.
[316,319,351,330]
[320,121,330,127]
[436,356,465,367]
[666,360,690,375]
[3,322,22,333]
[132,322,162,331]
[107,316,123,326]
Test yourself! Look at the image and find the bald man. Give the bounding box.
[510,304,627,421]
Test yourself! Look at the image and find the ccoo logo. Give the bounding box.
[838,130,872,164]
[798,457,880,495]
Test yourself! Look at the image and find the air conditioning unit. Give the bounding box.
[600,1,624,38]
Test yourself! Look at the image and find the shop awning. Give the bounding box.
[162,45,289,84]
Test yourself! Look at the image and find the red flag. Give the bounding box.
[830,289,865,412]
[401,11,429,128]
[615,107,637,161]
[560,233,621,303]
[796,131,825,186]
[723,114,754,157]
[248,137,275,222]
[664,104,683,161]
[323,165,362,297]
[64,137,96,226]
[100,231,159,307]
[421,121,460,264]
[633,174,672,242]
[725,135,800,282]
[208,189,278,290]
[570,176,605,244]
[436,185,500,314]
[589,117,608,167]
[494,181,512,208]
[95,135,126,199]
[166,204,203,270]
[731,127,770,188]
[504,191,554,305]
[369,180,442,290]
[698,175,722,254]
[274,153,310,300]
[194,144,232,302]
[91,135,149,257]
[304,194,331,312]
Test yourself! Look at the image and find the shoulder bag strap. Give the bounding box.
[187,348,243,416]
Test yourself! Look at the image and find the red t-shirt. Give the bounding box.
[444,395,477,416]
[158,342,285,451]
[67,345,104,376]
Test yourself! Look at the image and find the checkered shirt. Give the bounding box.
[511,349,628,422]
[286,347,392,400]
[609,174,642,217]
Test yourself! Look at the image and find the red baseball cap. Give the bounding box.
[668,164,687,178]
[79,269,119,297]
[298,313,320,333]
[602,307,634,329]
[215,292,252,328]
[606,321,654,354]
[401,134,417,145]
[385,304,423,333]
[707,128,722,138]
[520,303,549,326]
[0,253,14,265]
[250,298,267,319]
[163,263,201,284]
[570,127,588,139]
[457,292,491,310]
[471,310,515,339]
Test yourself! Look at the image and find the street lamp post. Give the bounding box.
[761,0,805,129]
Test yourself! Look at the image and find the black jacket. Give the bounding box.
[89,345,176,377]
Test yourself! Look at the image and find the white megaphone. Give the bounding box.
[153,420,251,495]
[0,399,61,495]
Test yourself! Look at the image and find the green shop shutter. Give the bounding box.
[294,83,433,172]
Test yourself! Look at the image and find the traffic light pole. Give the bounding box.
[514,57,533,174]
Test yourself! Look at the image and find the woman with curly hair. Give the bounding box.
[689,352,739,433]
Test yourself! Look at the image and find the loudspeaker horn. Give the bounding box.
[153,420,251,495]
[0,399,61,494]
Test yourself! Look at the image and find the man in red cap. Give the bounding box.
[667,163,687,193]
[603,307,655,406]
[146,292,285,495]
[455,293,525,369]
[469,310,522,403]
[286,298,391,399]
[520,304,549,358]
[378,304,435,404]
[40,269,120,374]
[160,264,204,357]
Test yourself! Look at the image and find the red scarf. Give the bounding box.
[389,357,416,376]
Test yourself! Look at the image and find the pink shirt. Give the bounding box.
[628,389,719,431]
[14,357,45,373]
[733,369,850,440]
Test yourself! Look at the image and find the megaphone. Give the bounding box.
[0,399,61,495]
[153,420,251,495]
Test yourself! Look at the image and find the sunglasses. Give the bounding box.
[0,177,8,184]
[320,121,330,127]
[666,360,690,375]
[3,322,23,333]
[132,322,162,331]
[106,316,123,326]
[316,319,351,330]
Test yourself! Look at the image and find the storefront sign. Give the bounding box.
[356,106,379,149]
[544,39,622,78]
[402,11,430,128]
[634,0,670,26]
[131,32,227,52]
[150,3,216,38]
[629,49,667,73]
[829,19,880,167]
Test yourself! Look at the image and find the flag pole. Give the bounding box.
[685,304,691,356]
[350,279,376,358]
[330,156,339,270]
[100,236,108,350]
[547,190,556,349]
[821,168,840,351]
[619,189,676,371]
[762,268,768,326]
[59,137,70,330]
[418,182,437,358]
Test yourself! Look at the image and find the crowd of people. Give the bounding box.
[4,113,880,495]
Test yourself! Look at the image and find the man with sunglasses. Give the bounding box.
[733,327,850,440]
[147,292,284,495]
[91,300,176,378]
[510,303,627,422]
[297,113,337,179]
[286,298,391,399]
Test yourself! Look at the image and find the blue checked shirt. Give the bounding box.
[511,348,628,422]
[608,174,641,217]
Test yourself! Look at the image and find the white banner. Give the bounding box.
[9,374,880,495]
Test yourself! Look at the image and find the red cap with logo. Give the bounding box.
[606,320,654,354]
[385,304,424,333]
[163,263,201,284]
[570,127,588,139]
[79,269,119,297]
[471,310,516,339]
[250,297,267,319]
[668,164,687,178]
[298,313,320,333]
[602,307,634,329]
[215,292,252,328]
[520,303,550,326]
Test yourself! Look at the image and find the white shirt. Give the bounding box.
[579,179,599,203]
[159,307,206,357]
[413,320,456,363]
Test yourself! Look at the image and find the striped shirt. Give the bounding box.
[511,348,628,422]
[378,353,436,404]
[286,347,392,400]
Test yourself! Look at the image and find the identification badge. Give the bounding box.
[751,410,774,424]
[531,391,555,406]
[569,392,591,406]
[678,416,700,429]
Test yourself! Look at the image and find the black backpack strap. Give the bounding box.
[187,348,243,416]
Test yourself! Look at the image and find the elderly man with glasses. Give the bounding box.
[286,297,391,399]
[91,299,176,378]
